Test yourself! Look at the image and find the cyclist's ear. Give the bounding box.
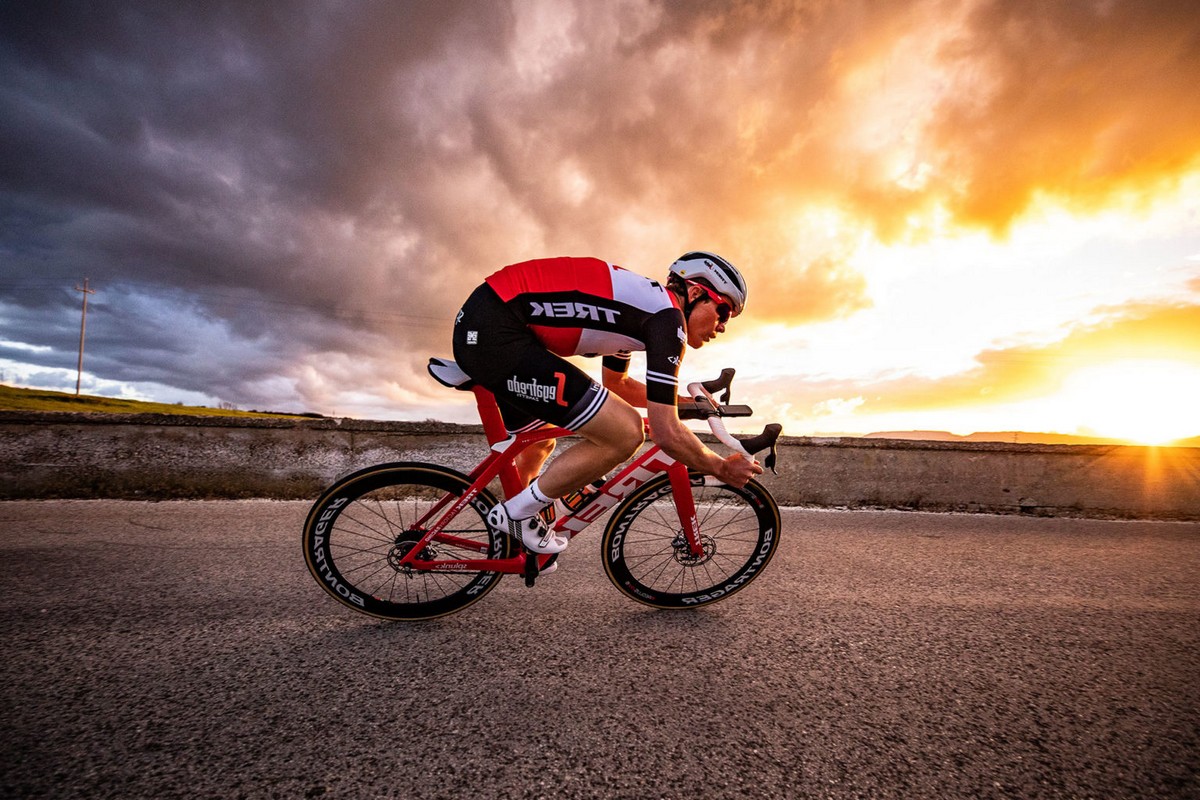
[682,284,705,320]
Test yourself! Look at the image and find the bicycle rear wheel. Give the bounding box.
[601,472,780,609]
[302,462,509,621]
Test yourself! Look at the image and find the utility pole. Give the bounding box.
[74,278,95,396]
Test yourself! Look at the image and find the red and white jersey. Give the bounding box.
[485,256,686,405]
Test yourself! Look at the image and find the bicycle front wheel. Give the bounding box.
[302,462,509,621]
[601,472,781,609]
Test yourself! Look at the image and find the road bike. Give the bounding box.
[302,358,784,620]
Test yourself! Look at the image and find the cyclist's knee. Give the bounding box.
[608,404,644,457]
[631,420,647,449]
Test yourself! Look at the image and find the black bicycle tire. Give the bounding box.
[600,472,781,609]
[302,462,508,621]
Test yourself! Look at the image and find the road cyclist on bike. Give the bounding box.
[450,251,763,557]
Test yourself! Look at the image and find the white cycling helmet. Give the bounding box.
[668,251,747,315]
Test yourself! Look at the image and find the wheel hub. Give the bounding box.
[671,533,716,566]
[388,531,436,574]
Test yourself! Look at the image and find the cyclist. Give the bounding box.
[452,252,762,555]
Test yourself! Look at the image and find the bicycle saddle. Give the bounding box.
[427,357,474,391]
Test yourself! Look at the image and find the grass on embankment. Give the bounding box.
[0,384,310,419]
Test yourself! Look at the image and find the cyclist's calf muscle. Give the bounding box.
[515,437,555,488]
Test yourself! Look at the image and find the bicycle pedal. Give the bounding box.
[522,551,539,588]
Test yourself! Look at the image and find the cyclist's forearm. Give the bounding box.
[659,432,725,476]
[646,404,726,476]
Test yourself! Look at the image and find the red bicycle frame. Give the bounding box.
[395,383,704,574]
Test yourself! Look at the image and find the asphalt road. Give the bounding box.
[1,501,1197,800]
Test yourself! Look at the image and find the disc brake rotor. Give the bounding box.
[388,532,437,574]
[671,533,716,566]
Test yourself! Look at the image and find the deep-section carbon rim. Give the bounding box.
[302,463,508,620]
[601,473,780,609]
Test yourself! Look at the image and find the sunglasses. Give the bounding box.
[688,280,733,323]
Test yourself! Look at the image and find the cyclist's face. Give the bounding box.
[685,286,730,348]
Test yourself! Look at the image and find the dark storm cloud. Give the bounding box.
[1,1,509,410]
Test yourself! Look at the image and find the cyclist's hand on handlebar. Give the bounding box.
[718,452,763,488]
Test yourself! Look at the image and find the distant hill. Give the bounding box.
[864,430,1200,447]
[0,384,315,419]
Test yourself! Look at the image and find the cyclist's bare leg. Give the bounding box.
[535,394,644,498]
[515,436,555,487]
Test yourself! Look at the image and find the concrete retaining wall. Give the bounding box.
[2,412,1198,520]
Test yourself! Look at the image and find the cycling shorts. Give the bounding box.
[452,283,609,434]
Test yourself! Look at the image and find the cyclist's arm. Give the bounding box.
[603,367,693,408]
[646,401,761,488]
[602,363,648,408]
[640,308,760,486]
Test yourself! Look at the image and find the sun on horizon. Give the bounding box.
[1046,359,1200,446]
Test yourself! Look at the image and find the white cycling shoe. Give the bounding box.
[486,503,570,554]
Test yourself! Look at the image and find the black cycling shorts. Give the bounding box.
[452,283,609,434]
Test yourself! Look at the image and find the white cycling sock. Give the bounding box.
[505,477,554,519]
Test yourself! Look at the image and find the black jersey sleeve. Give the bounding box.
[643,307,686,406]
[602,352,631,374]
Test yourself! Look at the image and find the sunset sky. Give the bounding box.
[2,1,1198,444]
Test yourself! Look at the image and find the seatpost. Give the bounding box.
[472,386,510,447]
[471,385,528,500]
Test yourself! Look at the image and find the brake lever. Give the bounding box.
[686,372,783,475]
[700,368,735,404]
[736,423,783,475]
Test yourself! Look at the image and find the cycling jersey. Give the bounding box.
[452,257,686,435]
[484,257,686,405]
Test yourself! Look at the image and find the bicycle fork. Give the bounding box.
[666,462,706,559]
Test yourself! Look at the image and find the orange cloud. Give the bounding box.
[925,0,1200,231]
[855,302,1200,416]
